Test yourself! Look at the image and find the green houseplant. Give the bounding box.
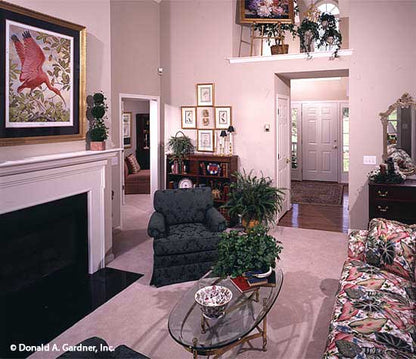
[89,92,108,151]
[222,170,285,229]
[297,18,320,57]
[318,12,342,58]
[255,23,297,55]
[213,225,283,278]
[167,131,194,173]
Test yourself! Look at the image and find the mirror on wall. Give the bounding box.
[380,93,416,175]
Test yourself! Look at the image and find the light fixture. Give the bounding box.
[227,126,235,156]
[220,130,227,156]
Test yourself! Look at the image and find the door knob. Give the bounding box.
[286,158,291,164]
[333,145,338,149]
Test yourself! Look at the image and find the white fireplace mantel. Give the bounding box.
[0,149,121,273]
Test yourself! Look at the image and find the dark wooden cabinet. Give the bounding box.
[369,180,416,224]
[166,154,238,213]
[136,114,150,169]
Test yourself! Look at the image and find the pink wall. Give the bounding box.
[161,0,350,182]
[0,0,112,162]
[349,1,416,229]
[292,78,348,101]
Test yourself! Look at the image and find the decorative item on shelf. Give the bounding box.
[200,162,207,175]
[222,170,285,230]
[227,125,235,156]
[213,224,283,278]
[297,18,319,58]
[207,163,220,175]
[219,130,227,156]
[178,177,193,189]
[368,157,406,184]
[255,23,297,55]
[194,285,232,319]
[168,131,194,172]
[318,12,342,58]
[212,188,222,200]
[88,92,109,151]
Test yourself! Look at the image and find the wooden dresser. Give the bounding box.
[369,179,416,224]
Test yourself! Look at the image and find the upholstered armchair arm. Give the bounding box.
[347,230,368,261]
[205,207,227,232]
[148,212,167,239]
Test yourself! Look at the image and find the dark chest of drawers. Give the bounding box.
[369,179,416,224]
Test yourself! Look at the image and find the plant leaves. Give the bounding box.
[349,318,386,334]
[335,340,362,358]
[374,332,412,352]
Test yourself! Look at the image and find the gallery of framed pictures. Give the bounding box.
[0,1,86,146]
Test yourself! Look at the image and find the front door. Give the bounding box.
[302,103,338,181]
[277,96,291,219]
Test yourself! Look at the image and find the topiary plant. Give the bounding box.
[213,224,283,278]
[89,92,108,142]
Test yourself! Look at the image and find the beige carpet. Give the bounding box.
[30,194,348,359]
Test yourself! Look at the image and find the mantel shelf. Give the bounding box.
[227,49,353,64]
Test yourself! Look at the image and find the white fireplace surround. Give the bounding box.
[0,149,120,274]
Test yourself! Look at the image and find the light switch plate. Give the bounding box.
[363,156,376,165]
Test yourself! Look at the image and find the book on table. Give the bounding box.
[231,270,276,293]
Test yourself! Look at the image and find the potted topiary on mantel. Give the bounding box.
[255,23,297,55]
[89,92,108,151]
[222,170,285,230]
[213,224,283,278]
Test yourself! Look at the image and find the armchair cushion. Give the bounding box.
[365,218,415,281]
[205,207,227,232]
[153,223,221,256]
[153,188,213,225]
[147,212,166,239]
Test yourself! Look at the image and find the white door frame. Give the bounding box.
[291,100,348,183]
[276,94,291,220]
[118,93,160,226]
[291,101,302,181]
[339,101,349,184]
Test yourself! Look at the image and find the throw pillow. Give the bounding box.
[365,218,415,280]
[126,154,141,174]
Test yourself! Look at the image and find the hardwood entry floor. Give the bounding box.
[279,183,349,233]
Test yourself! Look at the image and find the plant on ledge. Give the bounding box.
[318,12,342,58]
[255,23,297,55]
[213,224,283,278]
[222,170,285,229]
[89,92,108,151]
[297,18,320,57]
[167,131,194,172]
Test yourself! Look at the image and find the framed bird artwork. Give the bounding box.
[0,1,86,146]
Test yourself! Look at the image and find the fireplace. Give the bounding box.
[1,193,88,294]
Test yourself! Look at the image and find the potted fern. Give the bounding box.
[213,224,283,278]
[167,131,194,173]
[222,170,285,230]
[89,92,108,151]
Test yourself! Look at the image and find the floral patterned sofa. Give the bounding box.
[323,218,415,358]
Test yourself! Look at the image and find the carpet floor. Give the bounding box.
[291,181,344,206]
[29,194,348,359]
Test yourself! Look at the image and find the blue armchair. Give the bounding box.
[148,187,226,287]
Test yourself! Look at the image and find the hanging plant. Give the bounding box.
[318,12,343,58]
[297,18,320,57]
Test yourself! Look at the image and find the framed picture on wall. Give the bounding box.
[181,106,197,129]
[196,83,215,107]
[215,106,232,129]
[0,1,86,146]
[239,0,294,24]
[197,107,214,129]
[122,112,132,148]
[197,129,214,152]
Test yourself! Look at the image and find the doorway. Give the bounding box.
[118,94,160,229]
[277,74,349,232]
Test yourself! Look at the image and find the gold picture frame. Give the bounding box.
[215,106,232,129]
[181,106,197,129]
[239,0,294,24]
[197,129,214,152]
[196,83,215,107]
[0,1,87,146]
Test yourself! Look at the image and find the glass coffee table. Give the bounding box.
[168,269,283,358]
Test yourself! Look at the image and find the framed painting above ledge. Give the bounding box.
[239,0,294,24]
[0,1,86,146]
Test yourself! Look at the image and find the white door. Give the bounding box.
[302,103,338,181]
[277,96,291,219]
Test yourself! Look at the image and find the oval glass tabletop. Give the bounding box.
[168,268,283,354]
